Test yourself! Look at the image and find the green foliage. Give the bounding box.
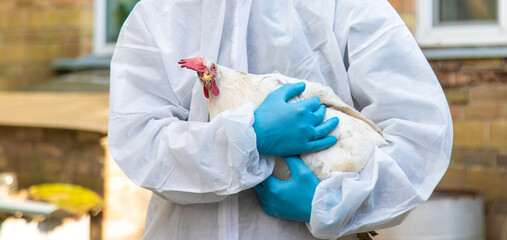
[116,0,139,24]
[107,0,140,43]
[28,183,104,217]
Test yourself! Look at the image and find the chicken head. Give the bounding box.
[179,57,220,98]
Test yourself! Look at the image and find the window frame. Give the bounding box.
[93,0,116,56]
[416,0,507,47]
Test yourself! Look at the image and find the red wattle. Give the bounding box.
[203,85,209,99]
[211,81,220,96]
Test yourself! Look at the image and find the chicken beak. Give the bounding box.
[198,72,219,98]
[202,73,214,85]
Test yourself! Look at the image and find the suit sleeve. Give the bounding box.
[307,2,453,238]
[108,3,273,205]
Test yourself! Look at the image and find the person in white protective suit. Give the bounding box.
[108,0,453,239]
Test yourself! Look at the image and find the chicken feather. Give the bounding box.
[180,57,387,180]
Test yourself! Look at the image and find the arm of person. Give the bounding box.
[108,3,272,205]
[307,2,453,238]
[108,1,338,205]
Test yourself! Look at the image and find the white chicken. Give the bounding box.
[179,57,387,180]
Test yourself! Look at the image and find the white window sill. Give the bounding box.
[53,55,112,71]
[422,46,507,60]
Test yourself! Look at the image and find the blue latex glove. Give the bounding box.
[254,156,320,223]
[253,82,339,156]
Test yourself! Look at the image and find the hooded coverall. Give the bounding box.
[108,0,453,239]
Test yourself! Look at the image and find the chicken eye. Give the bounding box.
[212,65,216,71]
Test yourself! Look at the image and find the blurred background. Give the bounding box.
[0,0,505,239]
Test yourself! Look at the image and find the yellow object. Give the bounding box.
[28,183,104,217]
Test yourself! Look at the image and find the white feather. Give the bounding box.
[203,62,387,180]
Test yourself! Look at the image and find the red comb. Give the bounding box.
[178,57,208,73]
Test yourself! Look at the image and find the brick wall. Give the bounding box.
[0,126,151,240]
[387,0,507,238]
[432,58,507,239]
[0,126,105,192]
[0,126,105,240]
[0,0,93,89]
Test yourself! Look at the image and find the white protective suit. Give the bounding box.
[108,0,453,239]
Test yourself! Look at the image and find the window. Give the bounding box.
[93,0,139,56]
[416,0,507,47]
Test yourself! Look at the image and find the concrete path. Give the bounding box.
[0,92,109,133]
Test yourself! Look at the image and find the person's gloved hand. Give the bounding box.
[253,82,339,156]
[254,156,319,223]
